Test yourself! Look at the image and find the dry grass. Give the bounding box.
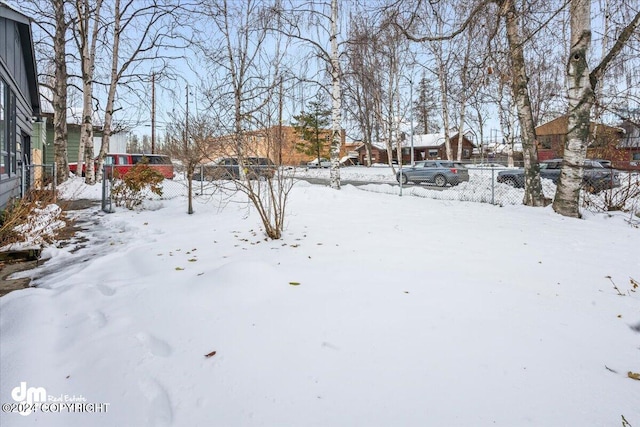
[0,189,60,249]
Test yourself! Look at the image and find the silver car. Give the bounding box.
[396,161,470,187]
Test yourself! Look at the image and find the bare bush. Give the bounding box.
[110,162,164,210]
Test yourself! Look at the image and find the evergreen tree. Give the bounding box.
[291,100,331,162]
[414,75,440,134]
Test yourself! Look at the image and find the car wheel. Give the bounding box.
[503,177,517,187]
[398,173,409,185]
[434,174,447,187]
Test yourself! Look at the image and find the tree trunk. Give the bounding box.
[364,141,372,166]
[456,102,466,162]
[96,0,120,182]
[329,0,341,189]
[76,0,102,184]
[552,2,640,217]
[502,0,547,206]
[456,30,472,162]
[433,20,452,160]
[53,0,69,185]
[552,0,592,218]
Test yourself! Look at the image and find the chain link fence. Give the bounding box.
[101,166,189,212]
[100,163,640,219]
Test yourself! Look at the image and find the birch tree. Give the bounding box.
[393,0,548,205]
[199,0,294,238]
[414,74,440,135]
[52,0,70,185]
[267,0,344,188]
[498,0,547,206]
[22,0,73,184]
[552,1,640,217]
[73,0,103,183]
[95,0,191,183]
[452,20,474,161]
[429,17,454,160]
[327,0,341,188]
[343,20,378,166]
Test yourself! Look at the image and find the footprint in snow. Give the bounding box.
[136,332,172,357]
[137,377,173,426]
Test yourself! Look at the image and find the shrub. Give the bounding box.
[110,161,165,209]
[0,189,59,248]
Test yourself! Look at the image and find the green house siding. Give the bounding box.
[32,119,45,151]
[43,122,103,166]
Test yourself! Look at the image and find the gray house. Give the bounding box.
[0,2,41,210]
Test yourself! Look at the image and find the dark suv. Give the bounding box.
[497,159,620,192]
[194,157,276,181]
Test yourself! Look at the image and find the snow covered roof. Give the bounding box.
[366,133,469,150]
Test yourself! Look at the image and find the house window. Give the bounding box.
[428,149,438,157]
[0,79,6,177]
[0,80,18,178]
[633,152,640,161]
[8,91,16,175]
[539,136,552,149]
[463,149,470,158]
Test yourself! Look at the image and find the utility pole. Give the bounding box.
[151,72,156,154]
[410,78,414,166]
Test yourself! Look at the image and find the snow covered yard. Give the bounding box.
[1,176,639,427]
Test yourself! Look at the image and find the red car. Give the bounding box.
[69,154,175,179]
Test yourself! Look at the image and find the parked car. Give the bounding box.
[307,158,331,168]
[497,159,620,192]
[193,157,276,181]
[589,158,613,168]
[466,162,506,169]
[69,153,175,179]
[396,161,470,187]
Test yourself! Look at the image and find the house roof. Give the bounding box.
[0,1,41,115]
[618,121,640,148]
[363,132,473,151]
[536,115,625,135]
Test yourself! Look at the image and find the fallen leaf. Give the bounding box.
[289,282,301,286]
[175,267,184,271]
[205,351,217,358]
[188,258,197,262]
[628,371,640,381]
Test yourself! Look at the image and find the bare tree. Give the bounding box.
[266,0,346,188]
[165,113,219,215]
[73,0,103,183]
[343,10,385,167]
[392,0,549,205]
[414,74,440,135]
[94,0,192,183]
[552,0,640,217]
[22,0,73,184]
[52,0,71,185]
[498,0,547,206]
[429,17,454,160]
[198,0,295,238]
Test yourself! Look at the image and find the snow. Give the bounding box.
[1,170,639,427]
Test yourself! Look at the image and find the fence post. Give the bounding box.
[101,165,115,213]
[491,168,495,205]
[52,163,57,203]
